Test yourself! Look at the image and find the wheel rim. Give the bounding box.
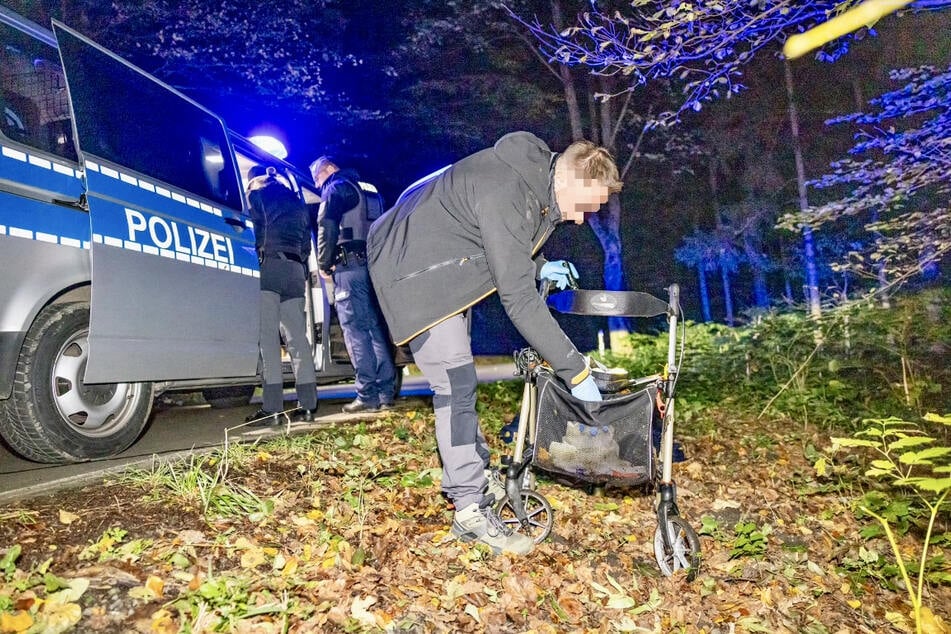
[49,328,145,437]
[496,490,554,544]
[653,516,700,578]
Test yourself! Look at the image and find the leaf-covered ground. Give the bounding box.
[1,391,948,633]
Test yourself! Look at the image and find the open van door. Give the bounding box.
[52,22,259,383]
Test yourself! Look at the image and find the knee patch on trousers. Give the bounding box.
[446,363,478,447]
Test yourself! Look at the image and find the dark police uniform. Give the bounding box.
[247,166,317,419]
[316,169,395,409]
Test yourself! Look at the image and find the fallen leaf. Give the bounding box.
[502,573,538,604]
[0,610,33,633]
[350,596,377,628]
[921,607,950,634]
[711,498,741,510]
[464,603,480,623]
[40,591,83,633]
[240,546,266,569]
[145,576,164,598]
[149,608,177,634]
[58,509,80,525]
[555,595,583,623]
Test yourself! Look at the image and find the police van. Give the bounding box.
[0,7,360,463]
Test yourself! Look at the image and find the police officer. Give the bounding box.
[245,165,318,426]
[310,157,396,413]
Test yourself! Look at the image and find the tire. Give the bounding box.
[495,489,554,544]
[653,515,701,580]
[0,302,153,463]
[202,385,255,409]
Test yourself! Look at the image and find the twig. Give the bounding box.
[757,341,822,420]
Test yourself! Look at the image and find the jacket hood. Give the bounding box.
[492,132,561,223]
[247,174,278,192]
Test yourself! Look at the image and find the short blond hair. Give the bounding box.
[561,141,623,194]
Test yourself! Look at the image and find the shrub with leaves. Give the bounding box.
[602,288,948,430]
[830,413,951,634]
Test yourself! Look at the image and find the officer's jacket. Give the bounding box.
[367,131,589,388]
[316,169,369,272]
[247,174,311,261]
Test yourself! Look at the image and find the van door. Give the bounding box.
[52,22,259,383]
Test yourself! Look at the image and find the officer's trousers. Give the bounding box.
[259,258,317,413]
[409,313,490,510]
[333,264,396,406]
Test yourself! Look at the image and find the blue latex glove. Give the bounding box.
[539,260,579,290]
[571,375,602,402]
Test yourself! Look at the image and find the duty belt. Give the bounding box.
[335,245,367,267]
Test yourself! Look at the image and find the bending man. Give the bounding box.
[367,132,622,555]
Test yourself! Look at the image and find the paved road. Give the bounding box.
[0,363,518,505]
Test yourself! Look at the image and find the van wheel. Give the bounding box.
[0,302,152,463]
[202,385,255,409]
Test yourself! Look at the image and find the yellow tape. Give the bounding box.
[783,0,914,60]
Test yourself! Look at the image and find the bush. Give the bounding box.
[597,288,949,430]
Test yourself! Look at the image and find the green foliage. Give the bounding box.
[171,572,291,632]
[123,449,274,522]
[601,288,949,429]
[830,413,951,633]
[0,545,20,580]
[697,515,729,542]
[78,526,153,564]
[730,521,769,560]
[855,491,917,538]
[476,379,524,437]
[838,545,903,593]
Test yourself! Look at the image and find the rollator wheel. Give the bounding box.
[653,515,701,580]
[495,490,553,544]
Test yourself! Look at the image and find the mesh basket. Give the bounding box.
[532,370,655,486]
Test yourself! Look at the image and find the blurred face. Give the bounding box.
[556,165,611,224]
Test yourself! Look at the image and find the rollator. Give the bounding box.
[494,274,701,579]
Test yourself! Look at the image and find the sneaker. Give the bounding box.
[484,468,506,503]
[245,409,282,428]
[378,401,395,411]
[342,398,380,413]
[451,499,534,555]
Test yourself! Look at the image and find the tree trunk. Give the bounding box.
[587,196,630,333]
[697,264,712,323]
[743,234,769,308]
[784,60,821,317]
[551,0,584,140]
[720,262,735,326]
[585,75,599,143]
[549,0,628,335]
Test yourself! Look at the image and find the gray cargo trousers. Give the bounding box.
[409,313,490,510]
[258,258,317,413]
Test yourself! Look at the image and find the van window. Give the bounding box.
[0,21,77,161]
[234,149,301,211]
[56,29,241,210]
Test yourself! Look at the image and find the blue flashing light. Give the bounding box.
[248,135,288,160]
